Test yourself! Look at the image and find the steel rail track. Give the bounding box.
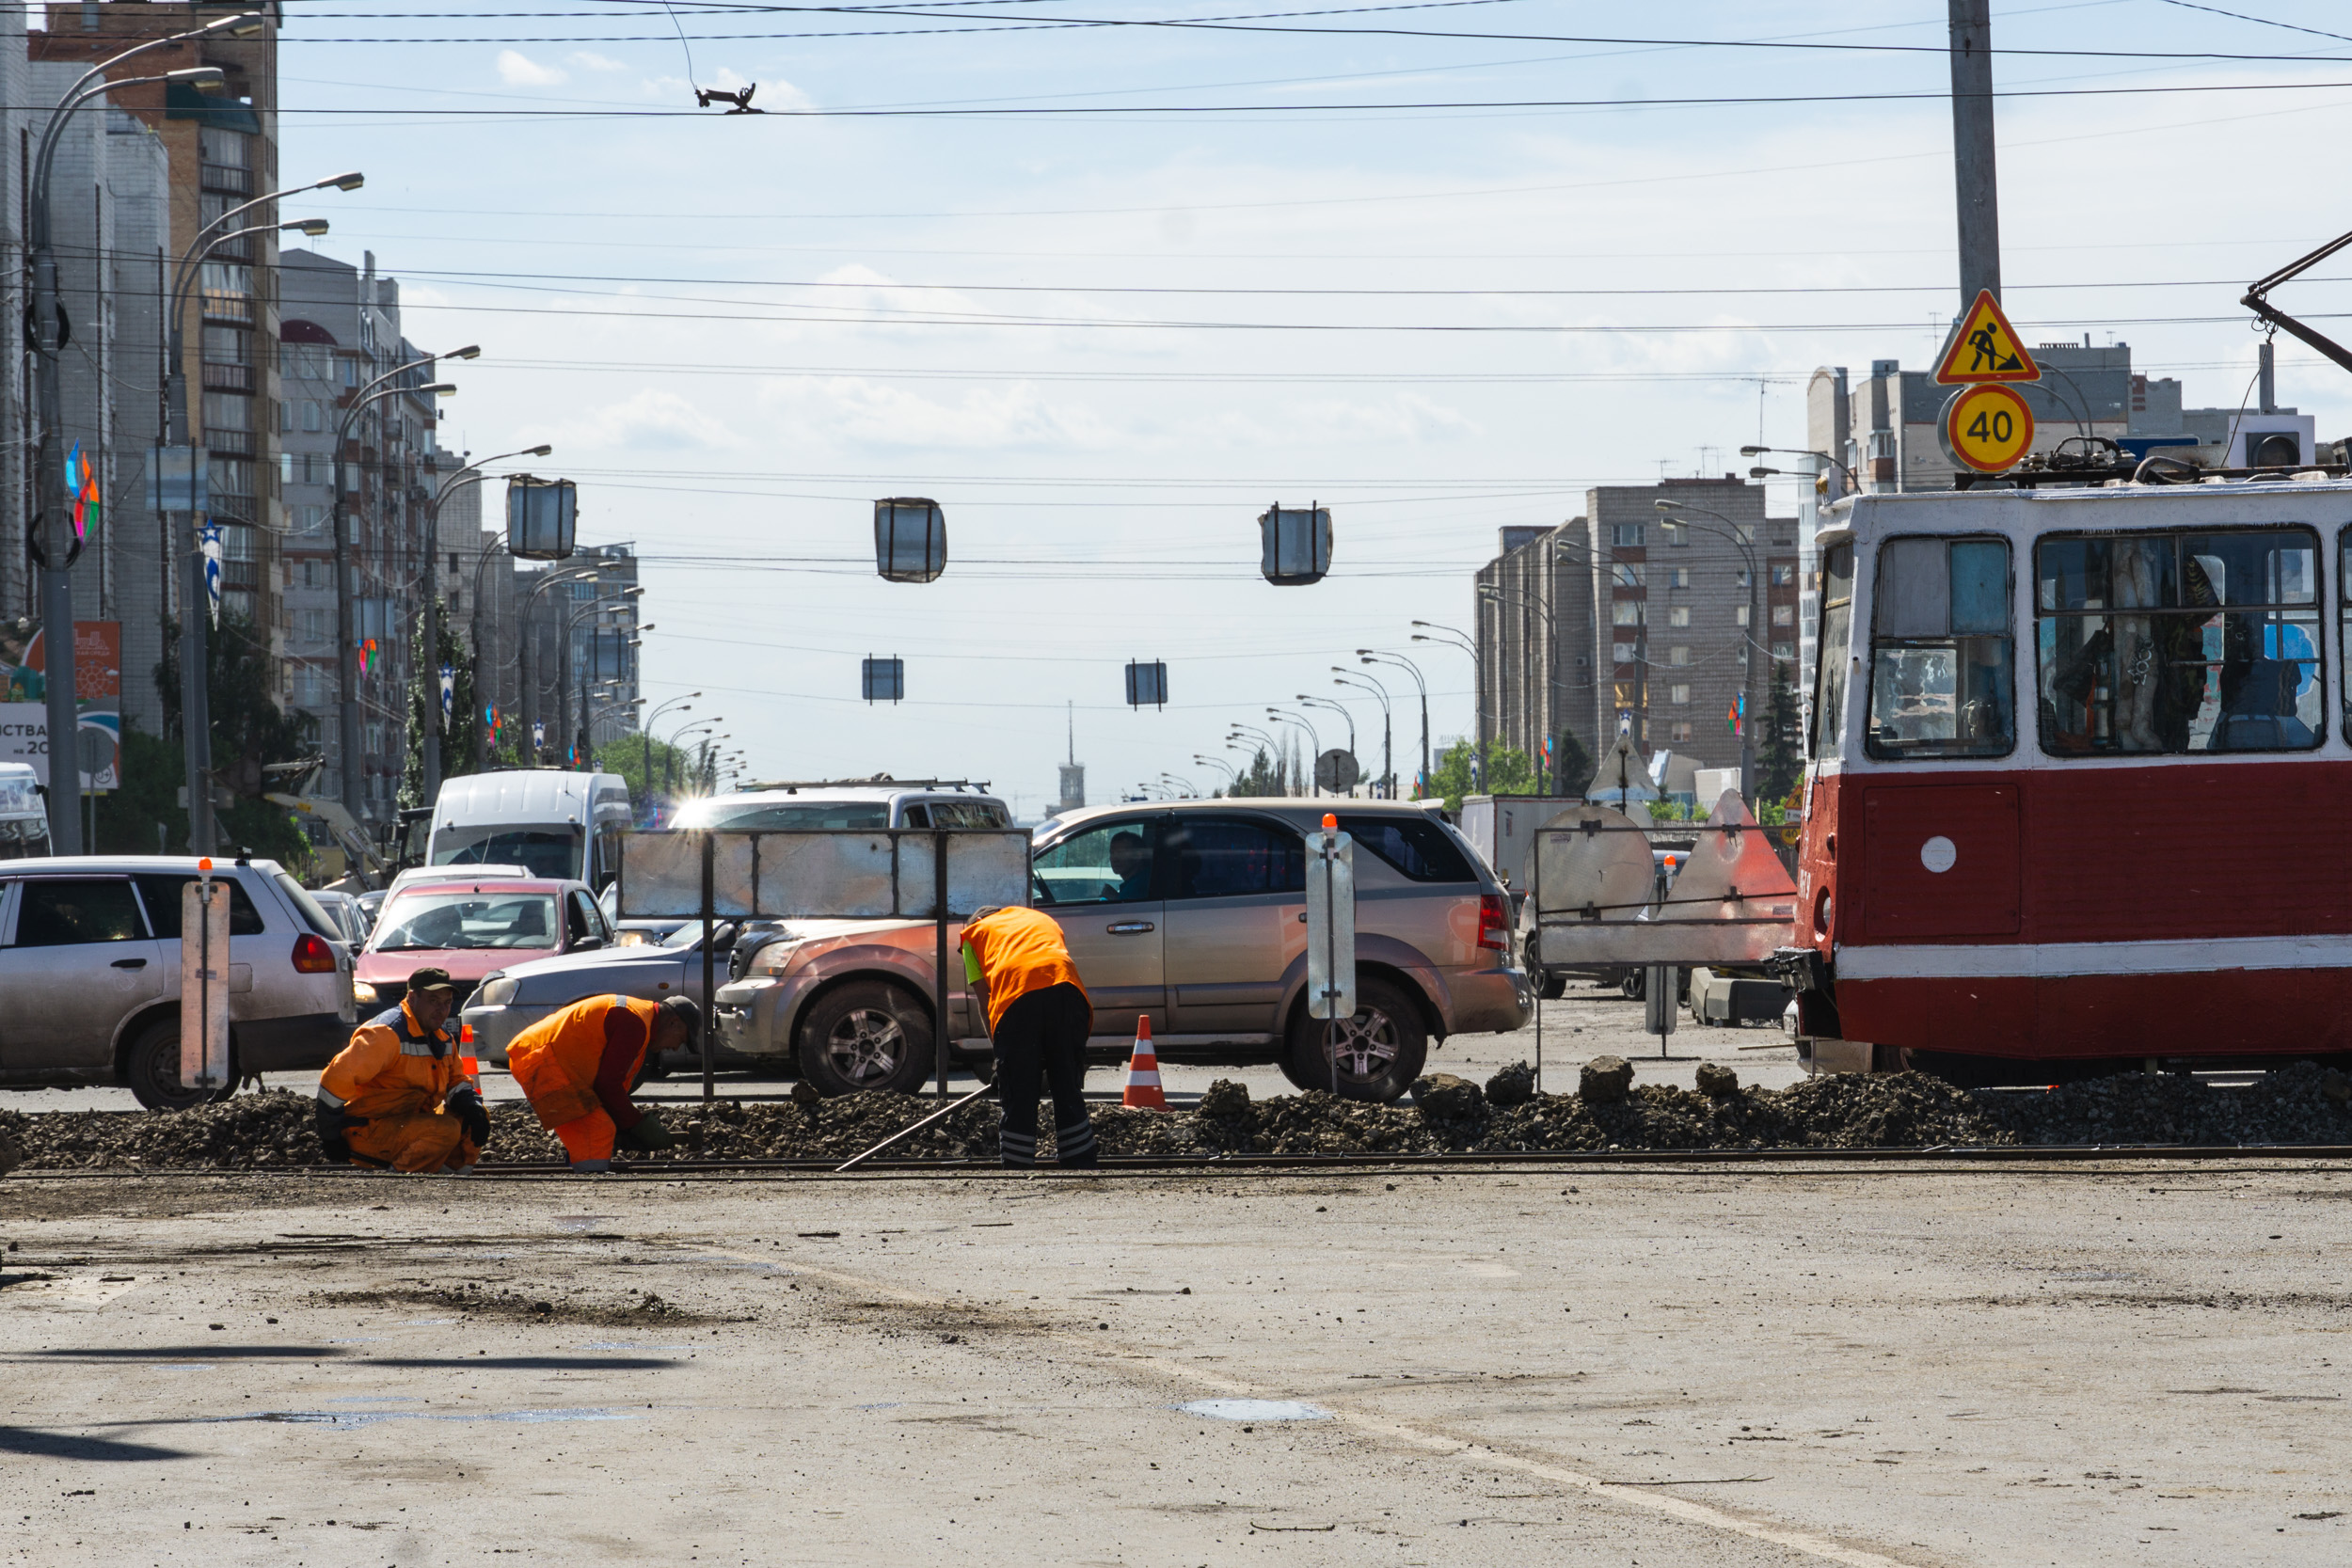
[9,1143,2352,1181]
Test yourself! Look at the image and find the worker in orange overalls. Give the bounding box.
[314,967,488,1173]
[505,994,698,1172]
[961,905,1095,1168]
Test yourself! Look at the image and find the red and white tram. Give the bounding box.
[1788,477,2352,1082]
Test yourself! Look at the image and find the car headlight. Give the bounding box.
[351,980,379,1004]
[475,974,517,1006]
[749,940,803,978]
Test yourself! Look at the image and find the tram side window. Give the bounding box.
[1810,544,1853,757]
[2036,528,2322,755]
[1865,536,2015,758]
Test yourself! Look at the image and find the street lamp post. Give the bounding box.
[562,589,640,768]
[515,562,610,765]
[165,180,354,853]
[419,445,549,802]
[1265,708,1321,796]
[1359,650,1429,797]
[32,11,262,853]
[1296,694,1356,793]
[332,351,472,820]
[1409,623,1480,786]
[1332,670,1392,798]
[1655,498,1764,801]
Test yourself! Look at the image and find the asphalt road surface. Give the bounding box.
[1,1159,2342,1565]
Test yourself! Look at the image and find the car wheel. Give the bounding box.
[796,981,933,1097]
[1281,978,1428,1102]
[124,1019,234,1112]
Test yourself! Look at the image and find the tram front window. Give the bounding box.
[1811,543,1854,757]
[2036,528,2322,755]
[1866,536,2015,758]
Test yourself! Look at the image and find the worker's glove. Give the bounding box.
[314,1102,356,1164]
[621,1113,675,1152]
[444,1085,490,1147]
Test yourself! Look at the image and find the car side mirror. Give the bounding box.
[572,936,603,951]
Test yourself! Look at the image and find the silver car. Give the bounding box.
[0,855,356,1110]
[461,920,749,1073]
[714,800,1532,1101]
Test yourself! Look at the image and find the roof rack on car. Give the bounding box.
[735,775,992,793]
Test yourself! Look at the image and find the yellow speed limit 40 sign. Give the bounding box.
[1939,383,2035,473]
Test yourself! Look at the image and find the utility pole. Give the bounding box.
[1949,0,2001,306]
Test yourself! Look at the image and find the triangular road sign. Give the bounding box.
[1934,290,2041,385]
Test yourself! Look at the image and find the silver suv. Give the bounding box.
[714,800,1531,1101]
[0,856,356,1110]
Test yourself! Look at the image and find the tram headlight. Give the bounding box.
[1812,887,1833,939]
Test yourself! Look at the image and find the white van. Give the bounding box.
[426,769,633,888]
[0,763,50,860]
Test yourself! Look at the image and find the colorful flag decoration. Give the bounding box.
[438,663,455,721]
[1725,692,1747,737]
[199,520,223,625]
[64,444,101,540]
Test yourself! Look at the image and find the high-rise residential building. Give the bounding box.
[34,0,286,667]
[1476,479,1799,792]
[280,247,448,819]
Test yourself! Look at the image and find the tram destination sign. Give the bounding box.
[1939,383,2037,474]
[1933,290,2041,385]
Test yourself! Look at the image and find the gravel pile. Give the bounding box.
[2,1063,2347,1171]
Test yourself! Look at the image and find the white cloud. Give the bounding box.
[791,378,1116,451]
[560,388,738,451]
[496,50,567,87]
[566,51,628,72]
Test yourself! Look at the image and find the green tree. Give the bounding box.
[1425,738,1535,812]
[156,612,315,865]
[1547,727,1596,795]
[401,599,482,810]
[1756,664,1804,807]
[93,725,190,854]
[1219,745,1288,798]
[599,731,692,818]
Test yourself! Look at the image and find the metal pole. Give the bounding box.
[932,832,950,1101]
[165,301,213,855]
[30,135,80,855]
[422,497,443,804]
[699,830,715,1103]
[1949,0,2001,306]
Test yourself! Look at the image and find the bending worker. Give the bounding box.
[961,906,1096,1168]
[506,994,697,1172]
[315,966,488,1172]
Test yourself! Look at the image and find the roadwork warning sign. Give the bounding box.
[1934,290,2041,385]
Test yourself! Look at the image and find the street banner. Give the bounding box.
[0,619,122,789]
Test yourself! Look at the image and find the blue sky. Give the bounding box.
[238,0,2352,813]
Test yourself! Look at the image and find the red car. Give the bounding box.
[354,874,613,1011]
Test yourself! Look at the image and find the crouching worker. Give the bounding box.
[961,906,1096,1168]
[506,994,698,1172]
[315,967,488,1173]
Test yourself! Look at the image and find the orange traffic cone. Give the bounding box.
[457,1022,483,1094]
[1122,1015,1168,1111]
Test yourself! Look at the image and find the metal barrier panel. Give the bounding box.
[619,829,1029,920]
[1529,794,1797,968]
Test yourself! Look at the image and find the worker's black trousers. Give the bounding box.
[993,982,1096,1167]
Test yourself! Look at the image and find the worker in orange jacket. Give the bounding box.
[506,994,698,1172]
[315,967,488,1173]
[961,905,1095,1168]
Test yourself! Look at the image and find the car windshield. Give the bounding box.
[434,830,578,879]
[371,891,560,952]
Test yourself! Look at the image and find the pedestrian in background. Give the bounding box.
[962,905,1096,1168]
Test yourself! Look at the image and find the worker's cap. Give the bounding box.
[406,966,457,995]
[658,995,703,1035]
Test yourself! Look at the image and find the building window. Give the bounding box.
[1666,566,1690,589]
[1611,563,1645,589]
[1736,568,1754,589]
[1663,523,1688,547]
[1670,684,1691,705]
[1612,602,1643,626]
[1670,721,1693,741]
[1771,563,1796,586]
[1669,646,1691,667]
[1612,641,1639,663]
[1772,641,1795,660]
[1668,606,1691,627]
[1737,523,1756,545]
[303,401,324,432]
[1772,603,1795,626]
[1737,604,1752,626]
[1612,524,1642,547]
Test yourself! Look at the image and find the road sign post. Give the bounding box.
[1303,815,1357,1095]
[180,867,231,1092]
